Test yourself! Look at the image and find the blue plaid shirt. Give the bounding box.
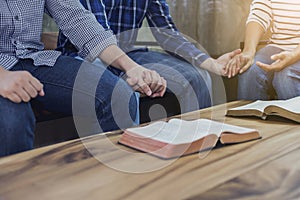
[58,0,210,67]
[0,0,116,70]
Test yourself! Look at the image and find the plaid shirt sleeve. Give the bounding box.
[46,0,116,61]
[146,0,210,67]
[80,0,110,30]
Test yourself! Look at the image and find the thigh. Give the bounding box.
[252,45,282,81]
[274,60,300,99]
[128,50,211,90]
[0,96,35,156]
[238,46,281,100]
[12,56,124,114]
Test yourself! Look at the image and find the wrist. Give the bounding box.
[199,58,214,70]
[291,47,300,60]
[114,54,138,72]
[242,49,256,57]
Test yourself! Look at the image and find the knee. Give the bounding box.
[239,65,258,82]
[273,67,291,85]
[111,81,138,123]
[96,79,138,131]
[273,68,298,99]
[0,99,35,156]
[186,68,211,88]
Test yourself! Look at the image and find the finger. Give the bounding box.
[126,77,138,87]
[152,78,166,97]
[137,79,152,96]
[143,70,152,86]
[271,52,284,61]
[233,56,242,77]
[149,71,161,92]
[225,59,234,75]
[24,83,38,98]
[29,77,44,93]
[224,60,231,75]
[14,87,31,102]
[256,61,272,71]
[7,92,22,103]
[228,60,236,78]
[239,61,252,74]
[229,49,242,59]
[152,78,165,97]
[39,89,45,96]
[127,77,146,94]
[159,78,167,97]
[259,60,284,72]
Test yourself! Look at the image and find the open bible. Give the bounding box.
[119,118,260,159]
[226,96,300,123]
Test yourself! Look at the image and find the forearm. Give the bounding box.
[290,44,300,61]
[243,22,265,56]
[98,45,137,72]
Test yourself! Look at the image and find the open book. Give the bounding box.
[226,96,300,123]
[119,119,260,159]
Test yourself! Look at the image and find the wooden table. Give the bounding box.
[0,101,299,200]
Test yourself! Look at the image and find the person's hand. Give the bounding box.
[257,51,299,72]
[225,52,255,78]
[125,65,167,98]
[200,49,241,76]
[0,69,45,103]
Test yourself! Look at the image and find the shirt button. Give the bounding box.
[14,16,19,20]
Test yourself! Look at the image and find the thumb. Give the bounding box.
[239,61,252,74]
[271,53,284,61]
[229,49,242,58]
[39,89,45,96]
[126,77,138,87]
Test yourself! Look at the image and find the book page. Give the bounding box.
[126,119,256,145]
[229,96,300,114]
[229,100,279,112]
[276,96,300,114]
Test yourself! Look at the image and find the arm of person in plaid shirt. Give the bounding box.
[46,0,166,97]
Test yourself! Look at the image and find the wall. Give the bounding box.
[168,0,253,57]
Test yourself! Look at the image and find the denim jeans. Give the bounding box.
[128,49,212,113]
[0,56,138,157]
[75,56,140,125]
[238,46,300,100]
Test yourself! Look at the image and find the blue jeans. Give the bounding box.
[0,56,138,157]
[128,49,212,113]
[238,46,300,100]
[75,56,140,125]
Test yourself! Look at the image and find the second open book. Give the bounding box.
[119,118,260,159]
[226,96,300,123]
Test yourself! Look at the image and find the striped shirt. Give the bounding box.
[57,0,209,67]
[0,0,116,70]
[247,0,300,51]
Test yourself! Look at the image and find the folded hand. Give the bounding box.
[125,65,167,98]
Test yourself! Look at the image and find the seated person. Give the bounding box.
[225,0,300,100]
[57,0,241,113]
[0,0,166,157]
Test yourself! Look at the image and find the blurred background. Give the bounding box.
[43,0,253,58]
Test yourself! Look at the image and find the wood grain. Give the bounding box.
[0,101,299,200]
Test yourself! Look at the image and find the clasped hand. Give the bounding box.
[125,65,167,98]
[224,50,298,78]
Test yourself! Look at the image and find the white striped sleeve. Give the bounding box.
[247,0,272,31]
